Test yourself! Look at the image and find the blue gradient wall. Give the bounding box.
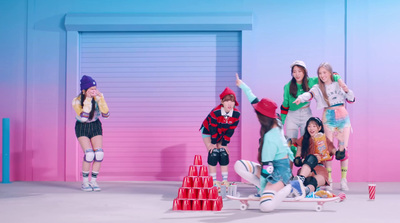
[0,0,399,182]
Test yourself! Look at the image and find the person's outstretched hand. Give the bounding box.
[293,98,301,105]
[236,73,242,87]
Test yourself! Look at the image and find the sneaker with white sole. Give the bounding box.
[340,178,349,191]
[89,181,101,191]
[325,179,333,191]
[81,182,93,192]
[289,176,306,200]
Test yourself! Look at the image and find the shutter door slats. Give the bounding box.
[79,31,242,181]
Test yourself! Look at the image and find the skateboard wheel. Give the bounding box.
[240,203,248,211]
[316,205,323,212]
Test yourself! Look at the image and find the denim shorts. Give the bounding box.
[285,106,312,138]
[200,127,211,138]
[260,158,291,190]
[322,106,351,131]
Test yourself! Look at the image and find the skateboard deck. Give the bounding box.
[227,194,342,212]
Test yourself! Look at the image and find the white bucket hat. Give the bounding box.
[290,60,307,69]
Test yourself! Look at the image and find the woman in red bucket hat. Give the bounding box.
[199,87,240,191]
[233,74,305,212]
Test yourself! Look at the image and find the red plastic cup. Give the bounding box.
[368,184,376,200]
[208,187,218,200]
[182,176,193,188]
[217,196,223,209]
[203,176,214,188]
[192,200,202,211]
[198,188,208,200]
[182,200,192,211]
[188,165,198,177]
[202,200,211,211]
[193,177,203,188]
[177,187,188,200]
[172,199,182,211]
[199,165,209,177]
[211,200,221,211]
[188,188,198,200]
[194,155,203,165]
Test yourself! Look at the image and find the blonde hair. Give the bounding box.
[317,62,334,106]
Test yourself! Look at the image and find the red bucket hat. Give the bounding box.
[253,98,277,118]
[220,87,239,106]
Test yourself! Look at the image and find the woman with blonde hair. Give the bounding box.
[294,62,355,191]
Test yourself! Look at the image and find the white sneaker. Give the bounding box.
[325,179,333,191]
[90,181,101,191]
[81,182,93,192]
[341,178,349,191]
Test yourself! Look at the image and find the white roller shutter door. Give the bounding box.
[79,31,242,181]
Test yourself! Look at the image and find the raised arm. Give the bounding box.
[235,73,259,104]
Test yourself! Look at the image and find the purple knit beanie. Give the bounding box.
[80,75,97,91]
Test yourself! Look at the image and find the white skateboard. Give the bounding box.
[227,194,343,212]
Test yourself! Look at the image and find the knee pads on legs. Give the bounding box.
[335,149,348,161]
[304,177,318,190]
[219,148,229,165]
[207,148,219,166]
[94,148,104,162]
[303,154,318,170]
[84,149,95,163]
[294,157,303,167]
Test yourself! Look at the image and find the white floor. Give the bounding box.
[0,181,399,223]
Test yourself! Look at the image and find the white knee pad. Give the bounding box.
[94,148,104,162]
[84,149,95,163]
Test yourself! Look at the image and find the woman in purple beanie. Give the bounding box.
[72,75,110,192]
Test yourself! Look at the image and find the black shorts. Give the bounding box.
[75,119,103,139]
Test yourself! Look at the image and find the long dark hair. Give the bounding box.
[256,111,278,163]
[290,65,309,98]
[301,117,324,158]
[80,91,96,120]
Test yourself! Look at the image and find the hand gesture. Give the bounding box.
[218,144,230,155]
[314,154,322,163]
[207,144,216,153]
[293,98,301,105]
[95,89,102,97]
[85,90,93,99]
[235,73,243,87]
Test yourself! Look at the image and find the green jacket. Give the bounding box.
[280,75,340,124]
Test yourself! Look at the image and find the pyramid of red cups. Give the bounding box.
[172,155,223,211]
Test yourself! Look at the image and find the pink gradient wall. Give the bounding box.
[0,0,399,182]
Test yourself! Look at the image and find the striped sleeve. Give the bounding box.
[72,96,91,122]
[345,89,356,104]
[221,111,240,146]
[280,84,290,124]
[209,110,219,145]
